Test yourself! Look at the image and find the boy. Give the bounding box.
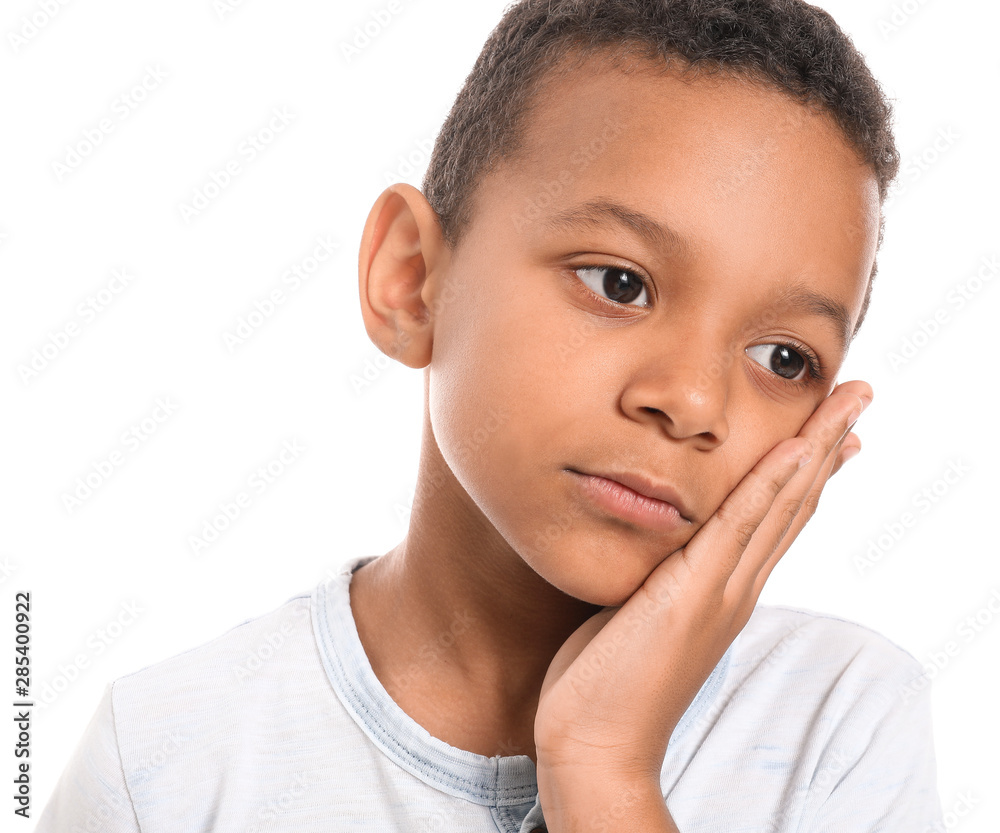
[38,0,944,830]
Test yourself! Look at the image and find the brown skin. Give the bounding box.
[351,57,879,829]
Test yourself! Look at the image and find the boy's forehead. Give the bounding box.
[471,54,880,308]
[516,54,867,197]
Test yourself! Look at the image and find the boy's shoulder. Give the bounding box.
[40,580,368,828]
[734,602,926,690]
[104,586,336,799]
[107,586,328,766]
[745,602,921,656]
[109,558,375,703]
[665,602,932,772]
[114,589,316,695]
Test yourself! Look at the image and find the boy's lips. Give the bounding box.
[565,468,692,533]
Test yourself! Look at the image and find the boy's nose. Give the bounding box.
[620,355,730,447]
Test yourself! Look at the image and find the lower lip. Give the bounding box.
[568,471,686,533]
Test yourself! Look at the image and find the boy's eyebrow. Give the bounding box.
[541,198,692,259]
[541,198,854,353]
[772,283,853,355]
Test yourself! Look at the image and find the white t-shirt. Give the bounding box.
[36,555,944,832]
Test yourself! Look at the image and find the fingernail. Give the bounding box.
[797,442,814,469]
[841,446,861,464]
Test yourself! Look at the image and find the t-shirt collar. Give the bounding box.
[311,554,732,806]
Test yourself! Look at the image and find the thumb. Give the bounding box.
[539,606,620,702]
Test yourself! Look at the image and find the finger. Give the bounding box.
[746,415,868,599]
[748,430,855,598]
[808,381,870,480]
[678,436,813,590]
[829,379,874,412]
[830,433,861,478]
[728,390,869,599]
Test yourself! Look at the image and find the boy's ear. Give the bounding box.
[358,183,449,369]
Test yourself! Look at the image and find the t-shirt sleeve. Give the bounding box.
[35,683,142,833]
[811,668,944,832]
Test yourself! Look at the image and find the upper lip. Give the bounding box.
[573,468,691,520]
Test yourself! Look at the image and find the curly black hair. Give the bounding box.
[420,0,900,336]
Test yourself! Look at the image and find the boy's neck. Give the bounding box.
[349,432,601,762]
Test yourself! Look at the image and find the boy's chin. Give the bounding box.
[536,549,680,609]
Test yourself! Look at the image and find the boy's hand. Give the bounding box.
[533,380,872,828]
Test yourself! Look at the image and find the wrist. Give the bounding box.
[536,763,673,833]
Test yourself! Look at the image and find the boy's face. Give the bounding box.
[424,56,880,605]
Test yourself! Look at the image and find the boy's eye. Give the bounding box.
[745,344,807,381]
[574,266,650,307]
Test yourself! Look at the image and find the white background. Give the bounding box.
[2,0,997,828]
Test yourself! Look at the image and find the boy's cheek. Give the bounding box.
[759,392,829,446]
[789,389,837,437]
[695,409,814,521]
